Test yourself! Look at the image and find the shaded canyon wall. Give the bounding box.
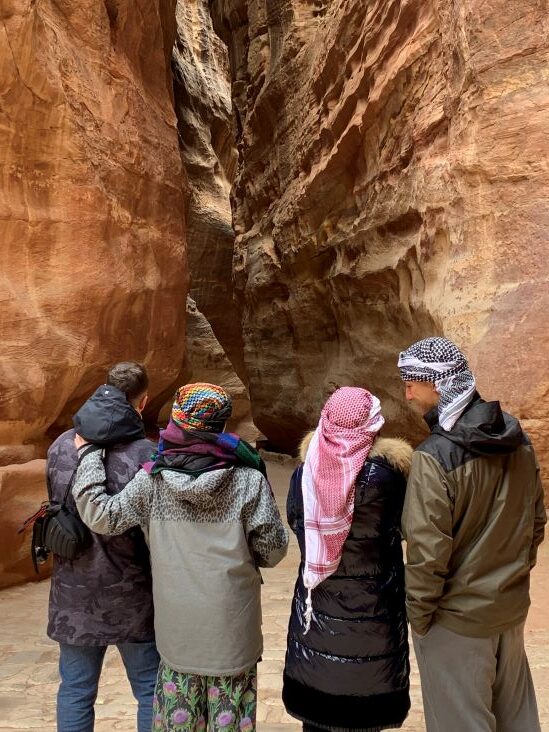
[181,297,258,442]
[170,0,255,440]
[173,0,246,377]
[210,0,549,481]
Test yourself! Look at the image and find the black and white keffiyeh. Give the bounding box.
[398,337,476,431]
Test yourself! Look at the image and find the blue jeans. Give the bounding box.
[57,642,159,732]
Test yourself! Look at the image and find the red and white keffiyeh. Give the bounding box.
[302,387,384,632]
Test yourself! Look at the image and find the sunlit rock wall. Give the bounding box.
[0,0,188,453]
[0,0,188,584]
[211,0,549,483]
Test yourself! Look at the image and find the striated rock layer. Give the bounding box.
[211,0,549,483]
[173,0,245,376]
[0,0,188,453]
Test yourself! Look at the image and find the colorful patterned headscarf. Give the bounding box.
[398,337,476,431]
[171,383,232,433]
[301,387,385,632]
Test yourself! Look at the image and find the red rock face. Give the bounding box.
[0,1,188,584]
[211,0,549,485]
[0,0,188,455]
[0,461,48,589]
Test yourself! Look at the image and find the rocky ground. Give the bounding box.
[0,459,547,731]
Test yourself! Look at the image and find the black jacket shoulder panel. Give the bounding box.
[419,396,526,473]
[359,455,405,482]
[416,432,478,474]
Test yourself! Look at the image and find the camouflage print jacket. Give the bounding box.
[47,429,155,646]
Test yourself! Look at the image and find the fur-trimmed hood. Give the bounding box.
[299,432,413,477]
[368,437,413,477]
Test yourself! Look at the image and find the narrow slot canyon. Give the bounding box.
[0,0,548,728]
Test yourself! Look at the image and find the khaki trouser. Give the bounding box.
[413,622,541,732]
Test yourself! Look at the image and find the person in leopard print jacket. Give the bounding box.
[72,383,289,731]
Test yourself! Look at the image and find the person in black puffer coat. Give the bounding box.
[282,387,412,731]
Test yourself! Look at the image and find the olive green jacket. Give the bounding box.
[402,396,546,638]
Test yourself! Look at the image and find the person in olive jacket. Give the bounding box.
[398,336,546,732]
[282,387,412,731]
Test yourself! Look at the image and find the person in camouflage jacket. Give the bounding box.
[47,362,159,732]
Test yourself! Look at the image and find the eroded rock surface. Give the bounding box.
[169,298,258,442]
[211,0,549,482]
[173,0,245,376]
[0,0,188,459]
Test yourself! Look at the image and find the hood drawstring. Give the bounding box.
[303,586,314,635]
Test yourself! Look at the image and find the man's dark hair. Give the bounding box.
[106,362,148,402]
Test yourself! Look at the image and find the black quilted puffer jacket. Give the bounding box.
[282,437,412,731]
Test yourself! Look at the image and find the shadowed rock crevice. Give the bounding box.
[178,297,259,443]
[172,0,247,379]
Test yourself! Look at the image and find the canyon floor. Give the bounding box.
[0,459,548,731]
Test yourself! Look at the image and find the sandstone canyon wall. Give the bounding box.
[211,0,549,481]
[182,297,258,441]
[168,1,255,436]
[0,0,188,585]
[173,0,246,376]
[0,0,188,449]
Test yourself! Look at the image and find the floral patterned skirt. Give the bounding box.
[153,660,257,731]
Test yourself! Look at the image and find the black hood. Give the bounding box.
[426,395,524,456]
[73,385,146,446]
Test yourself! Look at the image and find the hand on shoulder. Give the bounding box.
[74,433,90,450]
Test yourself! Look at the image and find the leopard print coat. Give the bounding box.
[73,451,289,675]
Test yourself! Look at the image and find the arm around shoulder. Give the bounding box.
[72,449,153,536]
